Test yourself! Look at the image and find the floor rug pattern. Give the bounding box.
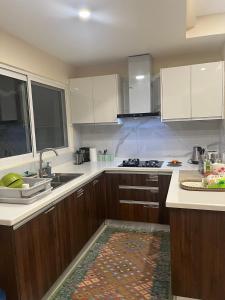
[51,226,170,300]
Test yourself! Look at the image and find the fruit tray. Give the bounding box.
[0,177,52,198]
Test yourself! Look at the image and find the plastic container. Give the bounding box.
[0,177,52,198]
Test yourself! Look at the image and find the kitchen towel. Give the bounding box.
[90,148,97,162]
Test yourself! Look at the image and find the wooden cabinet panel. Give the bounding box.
[170,209,201,299]
[119,188,159,203]
[14,205,61,300]
[191,62,223,119]
[91,175,106,227]
[119,202,147,222]
[105,173,120,220]
[170,208,225,300]
[118,173,159,187]
[161,66,191,120]
[106,173,171,225]
[158,174,171,224]
[0,226,19,300]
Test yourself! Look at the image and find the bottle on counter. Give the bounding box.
[203,151,213,175]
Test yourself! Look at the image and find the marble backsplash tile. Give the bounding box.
[76,117,221,159]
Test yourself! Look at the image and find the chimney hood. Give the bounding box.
[118,54,160,118]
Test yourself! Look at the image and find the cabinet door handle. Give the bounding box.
[77,193,83,198]
[93,179,99,186]
[44,206,55,214]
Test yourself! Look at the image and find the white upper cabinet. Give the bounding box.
[70,77,94,124]
[161,61,224,121]
[70,74,121,124]
[93,75,121,123]
[191,62,223,119]
[161,66,191,120]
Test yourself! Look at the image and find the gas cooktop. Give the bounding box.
[118,159,164,168]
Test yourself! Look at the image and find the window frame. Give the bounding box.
[0,64,73,169]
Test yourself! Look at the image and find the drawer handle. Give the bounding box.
[144,204,159,208]
[120,200,159,207]
[119,185,159,193]
[44,206,55,214]
[93,179,99,186]
[146,176,158,182]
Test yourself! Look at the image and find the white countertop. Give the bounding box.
[1,159,223,227]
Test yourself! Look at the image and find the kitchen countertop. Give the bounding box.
[0,158,222,227]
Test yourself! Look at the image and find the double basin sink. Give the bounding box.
[48,173,83,189]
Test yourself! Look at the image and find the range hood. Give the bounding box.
[118,54,160,118]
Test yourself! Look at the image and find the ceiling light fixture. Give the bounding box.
[78,9,91,20]
[136,75,145,80]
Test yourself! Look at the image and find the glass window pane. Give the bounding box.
[31,82,68,151]
[0,74,31,158]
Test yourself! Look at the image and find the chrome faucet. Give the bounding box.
[39,148,59,178]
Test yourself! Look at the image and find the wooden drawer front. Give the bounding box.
[118,173,159,187]
[119,185,159,203]
[119,201,159,223]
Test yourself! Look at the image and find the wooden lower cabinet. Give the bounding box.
[0,171,171,300]
[0,175,106,300]
[14,205,61,300]
[106,172,171,224]
[170,208,225,300]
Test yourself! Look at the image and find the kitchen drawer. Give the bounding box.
[119,201,159,223]
[118,185,159,203]
[118,173,159,187]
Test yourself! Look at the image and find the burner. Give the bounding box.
[119,159,163,168]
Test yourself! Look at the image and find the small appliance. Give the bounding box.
[189,146,204,164]
[79,147,90,162]
[119,159,163,168]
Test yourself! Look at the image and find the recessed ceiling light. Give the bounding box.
[136,75,145,80]
[78,9,91,20]
[201,67,206,71]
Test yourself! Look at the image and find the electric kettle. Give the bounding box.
[189,146,204,164]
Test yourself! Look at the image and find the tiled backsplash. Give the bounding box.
[76,117,221,160]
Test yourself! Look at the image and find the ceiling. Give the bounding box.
[196,0,225,17]
[0,0,224,66]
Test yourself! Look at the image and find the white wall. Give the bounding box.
[0,30,76,83]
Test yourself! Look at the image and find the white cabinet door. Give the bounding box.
[191,62,223,119]
[93,75,119,123]
[161,66,191,120]
[70,77,94,124]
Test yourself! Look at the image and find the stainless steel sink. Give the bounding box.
[49,173,83,189]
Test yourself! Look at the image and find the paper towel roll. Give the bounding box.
[90,148,97,162]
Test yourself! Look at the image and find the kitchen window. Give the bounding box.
[31,82,68,151]
[0,70,32,158]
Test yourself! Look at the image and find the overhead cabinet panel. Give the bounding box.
[93,75,120,123]
[161,61,224,121]
[70,75,121,124]
[191,62,223,119]
[161,66,191,120]
[70,77,94,124]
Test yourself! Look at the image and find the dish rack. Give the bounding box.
[0,177,52,204]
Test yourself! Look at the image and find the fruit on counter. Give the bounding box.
[206,174,225,189]
[1,173,24,189]
[0,180,3,186]
[171,160,179,164]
